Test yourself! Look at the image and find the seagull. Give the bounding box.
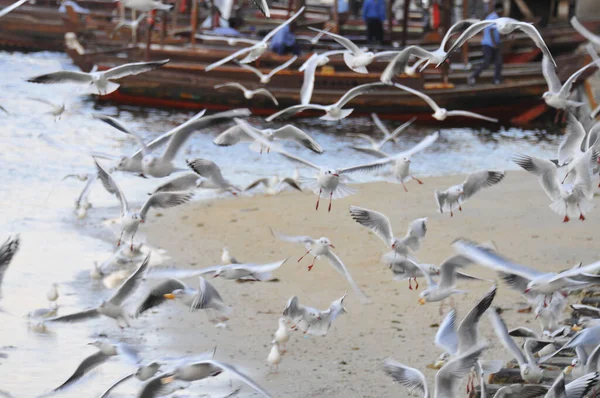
[46,283,58,307]
[236,56,298,84]
[52,339,140,391]
[438,17,556,67]
[95,159,194,248]
[213,122,323,154]
[571,16,600,47]
[564,344,600,379]
[488,310,546,383]
[120,0,171,12]
[349,206,427,259]
[393,83,498,122]
[434,170,505,216]
[271,230,368,301]
[299,50,346,105]
[383,345,487,398]
[283,294,347,336]
[348,117,415,159]
[73,174,97,219]
[267,82,385,121]
[109,13,146,43]
[44,254,149,328]
[149,173,204,194]
[221,247,239,265]
[163,277,232,323]
[236,118,438,211]
[186,158,240,194]
[0,235,19,301]
[214,83,279,106]
[96,108,251,175]
[512,150,598,222]
[267,343,282,373]
[139,359,272,398]
[0,0,28,18]
[205,8,305,71]
[272,317,290,351]
[26,59,170,95]
[413,255,473,307]
[380,19,479,84]
[146,259,287,282]
[244,175,302,195]
[541,55,600,112]
[544,371,600,398]
[249,0,270,18]
[453,240,600,304]
[27,97,65,120]
[99,361,161,398]
[371,112,402,143]
[296,26,331,45]
[307,27,398,73]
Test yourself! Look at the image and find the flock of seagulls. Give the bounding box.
[4,1,600,396]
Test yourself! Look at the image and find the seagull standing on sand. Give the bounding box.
[52,339,140,391]
[267,343,282,373]
[273,317,290,352]
[26,59,170,95]
[214,83,279,106]
[205,8,305,71]
[237,118,438,211]
[95,160,193,248]
[434,170,505,216]
[393,83,498,122]
[349,206,427,259]
[267,82,385,121]
[272,230,368,301]
[44,254,150,328]
[221,247,239,265]
[236,56,298,84]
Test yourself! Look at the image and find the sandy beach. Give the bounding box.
[137,171,599,397]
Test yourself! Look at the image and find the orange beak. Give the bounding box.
[418,298,426,305]
[163,293,175,299]
[329,244,335,249]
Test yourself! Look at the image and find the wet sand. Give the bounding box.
[141,171,598,397]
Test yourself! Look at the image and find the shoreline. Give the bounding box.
[138,171,599,397]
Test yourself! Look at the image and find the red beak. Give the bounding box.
[140,219,145,223]
[391,243,396,249]
[332,173,339,177]
[329,244,335,249]
[213,274,219,278]
[524,288,530,293]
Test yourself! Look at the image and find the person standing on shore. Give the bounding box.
[362,0,386,45]
[468,2,504,86]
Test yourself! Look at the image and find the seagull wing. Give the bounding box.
[381,46,432,84]
[152,174,200,194]
[45,308,101,323]
[135,279,186,316]
[75,174,98,207]
[323,250,368,301]
[512,154,561,201]
[244,178,269,191]
[231,259,287,275]
[348,206,394,247]
[508,327,539,338]
[268,55,298,78]
[283,296,306,321]
[263,6,305,42]
[191,276,224,310]
[336,82,385,108]
[307,27,361,54]
[0,235,19,293]
[187,158,233,187]
[145,265,222,279]
[53,351,110,391]
[213,124,252,147]
[214,82,248,93]
[456,285,497,353]
[402,217,427,251]
[379,117,416,147]
[300,55,318,105]
[453,239,544,281]
[108,253,150,306]
[488,310,527,366]
[27,71,93,84]
[544,372,567,398]
[201,360,272,398]
[514,22,556,66]
[435,346,487,397]
[236,61,264,79]
[383,359,428,397]
[139,191,194,220]
[350,146,390,158]
[253,88,279,105]
[393,82,440,112]
[461,170,505,199]
[438,254,472,289]
[444,110,498,123]
[137,374,173,398]
[571,16,600,46]
[558,60,600,98]
[271,228,315,245]
[440,19,480,49]
[205,47,255,71]
[95,114,148,154]
[558,113,587,165]
[541,55,562,94]
[0,0,27,17]
[266,104,326,121]
[281,177,302,191]
[371,113,391,136]
[272,125,324,153]
[438,21,494,65]
[104,60,169,80]
[98,373,134,398]
[436,310,459,355]
[94,158,129,215]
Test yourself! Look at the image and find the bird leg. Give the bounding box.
[401,182,408,192]
[328,192,333,212]
[297,250,310,263]
[411,175,423,184]
[561,172,570,184]
[315,189,321,210]
[414,278,419,289]
[459,205,462,211]
[308,256,316,271]
[579,204,585,221]
[563,215,570,223]
[408,278,413,290]
[117,229,124,247]
[450,210,454,217]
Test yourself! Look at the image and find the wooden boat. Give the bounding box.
[64,31,594,125]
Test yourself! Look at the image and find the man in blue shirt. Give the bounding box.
[362,0,386,44]
[270,22,300,55]
[469,3,504,86]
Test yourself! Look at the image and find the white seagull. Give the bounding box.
[99,361,161,398]
[541,55,600,111]
[237,117,438,211]
[435,170,505,216]
[27,97,65,120]
[27,59,169,95]
[283,294,347,336]
[205,7,305,71]
[44,255,150,328]
[393,83,498,122]
[236,56,298,84]
[414,255,473,307]
[299,50,346,105]
[296,26,332,45]
[109,13,146,43]
[214,82,279,105]
[244,175,302,195]
[186,158,240,194]
[348,117,415,159]
[146,259,287,282]
[349,206,427,258]
[267,82,385,121]
[95,159,193,248]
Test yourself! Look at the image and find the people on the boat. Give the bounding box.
[362,0,386,45]
[270,21,300,56]
[468,2,504,86]
[213,16,242,37]
[58,0,90,14]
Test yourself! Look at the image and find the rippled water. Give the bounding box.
[0,51,561,396]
